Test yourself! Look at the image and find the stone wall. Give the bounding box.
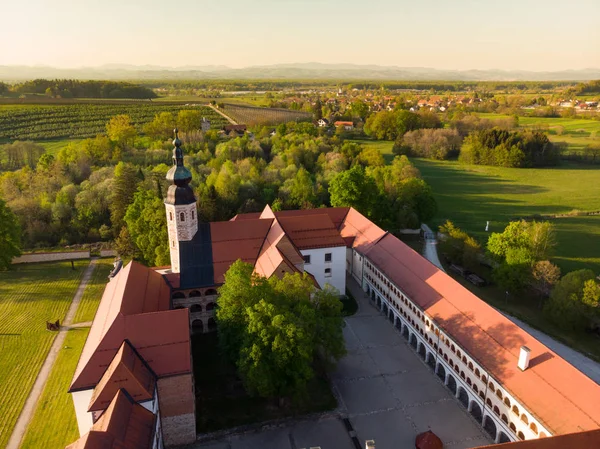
[12,251,90,264]
[100,249,117,257]
[157,374,196,446]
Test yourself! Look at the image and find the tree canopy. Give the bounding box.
[0,198,21,269]
[216,260,346,401]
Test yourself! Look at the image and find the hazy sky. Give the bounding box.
[2,0,599,71]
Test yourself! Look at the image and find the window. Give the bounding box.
[172,240,175,248]
[303,255,311,264]
[180,212,185,222]
[169,212,173,221]
[325,253,332,262]
[324,268,332,278]
[191,210,195,220]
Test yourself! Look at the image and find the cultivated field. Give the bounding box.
[0,261,88,449]
[0,103,228,141]
[413,159,600,273]
[20,328,90,449]
[221,103,312,126]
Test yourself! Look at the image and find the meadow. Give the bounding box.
[412,159,600,273]
[72,258,114,324]
[19,328,90,449]
[0,261,88,449]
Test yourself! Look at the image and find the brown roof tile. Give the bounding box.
[364,233,600,435]
[277,214,346,250]
[274,207,350,230]
[88,341,156,412]
[469,429,600,449]
[339,207,387,252]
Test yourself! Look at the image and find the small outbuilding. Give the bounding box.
[415,430,443,449]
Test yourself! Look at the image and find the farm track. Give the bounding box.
[5,259,97,449]
[0,261,89,449]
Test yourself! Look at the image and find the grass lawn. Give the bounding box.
[20,328,90,449]
[72,258,114,324]
[0,260,88,449]
[412,159,600,274]
[348,138,395,162]
[37,139,81,155]
[192,332,337,434]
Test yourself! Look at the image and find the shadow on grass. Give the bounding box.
[192,332,337,434]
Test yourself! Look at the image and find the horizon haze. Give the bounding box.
[2,0,599,73]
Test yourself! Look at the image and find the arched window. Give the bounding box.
[462,356,467,364]
[521,414,529,425]
[205,288,217,296]
[486,398,492,407]
[530,422,538,434]
[493,406,500,416]
[172,292,185,299]
[468,362,474,371]
[467,378,472,386]
[488,382,495,392]
[473,385,479,393]
[504,397,511,407]
[512,405,519,416]
[481,375,487,383]
[190,304,202,313]
[475,368,480,377]
[479,390,485,399]
[517,431,525,441]
[460,371,466,380]
[206,302,215,311]
[189,290,201,298]
[539,432,547,438]
[451,344,455,353]
[496,389,503,400]
[457,350,462,358]
[502,414,508,424]
[509,422,517,432]
[180,212,185,222]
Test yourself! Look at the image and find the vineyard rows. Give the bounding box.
[0,104,228,141]
[221,103,312,126]
[0,261,89,449]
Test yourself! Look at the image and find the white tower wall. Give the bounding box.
[165,202,198,273]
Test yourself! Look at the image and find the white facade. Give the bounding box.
[72,389,95,436]
[301,246,346,294]
[359,257,551,444]
[165,202,198,273]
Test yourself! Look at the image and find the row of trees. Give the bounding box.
[8,79,156,99]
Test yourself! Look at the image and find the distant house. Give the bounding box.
[317,118,330,127]
[201,117,211,132]
[334,121,354,131]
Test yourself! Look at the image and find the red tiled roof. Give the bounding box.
[71,262,190,391]
[339,207,387,252]
[469,429,600,449]
[364,233,600,435]
[230,212,262,221]
[277,214,346,250]
[274,207,350,230]
[67,389,155,449]
[210,219,272,284]
[88,341,155,412]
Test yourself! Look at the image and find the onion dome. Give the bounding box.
[165,129,196,205]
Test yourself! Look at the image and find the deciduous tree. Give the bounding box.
[0,198,21,270]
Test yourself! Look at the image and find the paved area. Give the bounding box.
[421,224,445,272]
[419,230,600,385]
[6,258,98,449]
[191,277,491,449]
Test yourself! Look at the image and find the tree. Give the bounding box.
[110,162,140,235]
[124,188,169,267]
[216,260,346,402]
[329,166,379,218]
[0,198,21,270]
[532,260,561,299]
[544,269,597,331]
[177,110,202,133]
[286,168,316,208]
[106,114,137,149]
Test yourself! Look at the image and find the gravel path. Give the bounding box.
[6,258,98,449]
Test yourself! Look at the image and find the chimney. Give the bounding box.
[366,440,375,449]
[518,346,531,371]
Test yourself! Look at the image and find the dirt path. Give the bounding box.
[6,258,98,449]
[207,104,237,125]
[420,224,445,272]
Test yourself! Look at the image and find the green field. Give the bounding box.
[0,261,88,449]
[20,328,90,449]
[413,159,600,273]
[72,258,114,324]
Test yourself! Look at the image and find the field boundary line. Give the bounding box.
[6,258,98,449]
[207,104,237,125]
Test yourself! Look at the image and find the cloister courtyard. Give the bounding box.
[192,277,492,449]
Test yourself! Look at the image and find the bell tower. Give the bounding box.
[165,129,198,273]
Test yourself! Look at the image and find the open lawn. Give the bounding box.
[20,328,90,449]
[0,260,88,449]
[72,258,114,324]
[413,159,600,274]
[37,139,81,155]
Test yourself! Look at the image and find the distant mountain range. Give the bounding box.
[1,63,598,82]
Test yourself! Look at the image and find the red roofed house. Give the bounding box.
[334,121,354,130]
[68,132,600,448]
